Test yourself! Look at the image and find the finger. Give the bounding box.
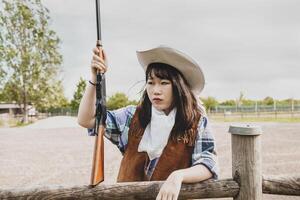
[173,194,178,200]
[98,47,104,58]
[161,192,168,200]
[173,190,180,200]
[156,193,161,200]
[169,194,175,200]
[165,193,172,200]
[93,54,105,65]
[92,60,107,70]
[91,61,107,73]
[91,64,106,73]
[93,47,100,55]
[102,49,107,60]
[91,64,105,74]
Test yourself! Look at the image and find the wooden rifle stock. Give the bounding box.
[90,125,105,186]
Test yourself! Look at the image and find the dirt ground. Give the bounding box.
[0,116,300,199]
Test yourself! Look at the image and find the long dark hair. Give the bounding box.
[137,62,202,145]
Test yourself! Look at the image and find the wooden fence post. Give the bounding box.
[229,125,262,200]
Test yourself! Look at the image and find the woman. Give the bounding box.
[78,45,218,200]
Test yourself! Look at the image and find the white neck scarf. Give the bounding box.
[138,105,177,160]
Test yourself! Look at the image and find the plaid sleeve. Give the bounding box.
[87,105,136,154]
[192,116,219,179]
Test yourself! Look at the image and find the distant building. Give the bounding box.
[0,103,36,115]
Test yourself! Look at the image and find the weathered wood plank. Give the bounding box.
[0,179,239,200]
[229,125,262,200]
[229,125,262,136]
[263,175,300,196]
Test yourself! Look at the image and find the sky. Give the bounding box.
[41,0,300,101]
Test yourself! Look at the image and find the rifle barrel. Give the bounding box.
[95,0,102,41]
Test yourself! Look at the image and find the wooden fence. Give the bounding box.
[0,125,299,199]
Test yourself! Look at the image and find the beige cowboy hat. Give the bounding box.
[136,45,205,95]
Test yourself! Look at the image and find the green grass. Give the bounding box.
[0,118,33,128]
[7,118,33,127]
[13,121,33,127]
[211,117,300,123]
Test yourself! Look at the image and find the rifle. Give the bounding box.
[90,0,106,187]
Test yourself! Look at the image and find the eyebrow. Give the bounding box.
[147,74,169,81]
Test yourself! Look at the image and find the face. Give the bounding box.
[146,73,174,115]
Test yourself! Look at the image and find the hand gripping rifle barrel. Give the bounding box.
[90,0,106,187]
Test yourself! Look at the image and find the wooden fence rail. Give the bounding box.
[1,176,299,199]
[1,125,299,199]
[0,179,238,200]
[263,175,300,196]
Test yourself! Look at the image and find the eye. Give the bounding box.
[147,80,153,85]
[161,80,170,85]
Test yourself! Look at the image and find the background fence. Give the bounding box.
[207,104,300,120]
[5,103,300,124]
[210,104,300,113]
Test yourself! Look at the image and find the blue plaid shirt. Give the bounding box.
[88,105,219,179]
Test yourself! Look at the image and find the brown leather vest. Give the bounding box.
[117,110,197,182]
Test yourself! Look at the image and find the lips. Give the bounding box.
[153,98,162,103]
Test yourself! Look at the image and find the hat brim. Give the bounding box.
[136,45,205,95]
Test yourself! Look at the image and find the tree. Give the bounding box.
[220,100,236,106]
[241,99,255,106]
[200,96,218,112]
[70,77,86,111]
[263,96,274,105]
[0,0,64,122]
[107,92,138,110]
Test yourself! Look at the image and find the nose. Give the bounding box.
[153,85,161,95]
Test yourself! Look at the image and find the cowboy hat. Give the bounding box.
[136,45,205,95]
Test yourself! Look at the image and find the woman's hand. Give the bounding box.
[156,171,183,200]
[90,47,108,76]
